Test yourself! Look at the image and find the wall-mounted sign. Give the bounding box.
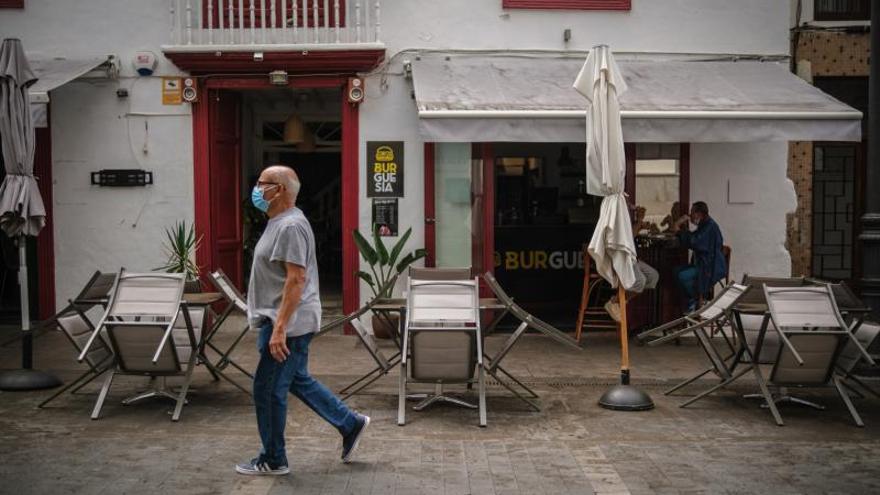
[372,198,399,237]
[366,141,404,197]
[162,77,183,105]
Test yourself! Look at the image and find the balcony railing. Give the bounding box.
[167,0,382,49]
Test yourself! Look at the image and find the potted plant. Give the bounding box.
[155,221,203,292]
[354,225,426,338]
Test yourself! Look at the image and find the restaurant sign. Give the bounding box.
[366,141,404,197]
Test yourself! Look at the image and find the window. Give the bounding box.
[502,0,630,11]
[814,0,870,21]
[0,0,24,8]
[634,144,682,233]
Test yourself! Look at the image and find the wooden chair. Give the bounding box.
[575,244,617,343]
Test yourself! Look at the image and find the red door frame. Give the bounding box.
[423,143,436,267]
[34,126,55,319]
[193,76,360,316]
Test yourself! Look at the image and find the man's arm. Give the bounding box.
[268,262,307,362]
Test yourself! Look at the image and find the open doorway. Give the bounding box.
[239,87,343,314]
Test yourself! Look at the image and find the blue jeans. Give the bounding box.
[253,320,357,467]
[676,266,700,311]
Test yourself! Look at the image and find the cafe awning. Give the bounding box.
[411,53,862,143]
[27,55,110,127]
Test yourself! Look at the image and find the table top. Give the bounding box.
[373,297,506,311]
[182,292,224,306]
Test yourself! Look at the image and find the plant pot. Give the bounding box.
[371,313,400,340]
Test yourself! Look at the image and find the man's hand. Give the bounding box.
[269,326,290,362]
[675,214,690,229]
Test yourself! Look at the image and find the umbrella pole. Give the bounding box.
[20,234,32,369]
[617,285,631,385]
[597,283,654,411]
[0,236,61,391]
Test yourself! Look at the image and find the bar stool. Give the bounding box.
[575,243,618,343]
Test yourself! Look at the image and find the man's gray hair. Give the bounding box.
[264,165,301,199]
[281,172,301,199]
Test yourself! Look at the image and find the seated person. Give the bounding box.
[660,201,681,233]
[674,201,727,312]
[604,203,660,322]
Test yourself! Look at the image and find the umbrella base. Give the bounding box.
[0,369,62,391]
[599,384,655,411]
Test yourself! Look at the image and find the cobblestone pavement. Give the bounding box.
[1,320,879,495]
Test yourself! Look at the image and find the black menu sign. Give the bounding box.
[372,198,399,237]
[366,141,404,197]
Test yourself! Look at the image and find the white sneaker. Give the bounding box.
[604,300,621,323]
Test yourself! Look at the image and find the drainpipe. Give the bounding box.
[860,9,880,318]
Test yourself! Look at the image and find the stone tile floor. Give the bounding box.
[1,319,879,494]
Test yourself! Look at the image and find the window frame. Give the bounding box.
[502,0,630,11]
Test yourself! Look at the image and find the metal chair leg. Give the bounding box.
[172,354,199,422]
[397,362,407,426]
[488,369,540,411]
[91,371,116,420]
[492,363,539,399]
[478,367,487,427]
[69,367,107,395]
[38,368,99,408]
[833,376,864,427]
[751,366,784,426]
[665,367,715,396]
[679,365,753,408]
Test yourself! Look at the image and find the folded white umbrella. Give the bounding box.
[0,38,44,237]
[0,38,59,391]
[573,45,637,291]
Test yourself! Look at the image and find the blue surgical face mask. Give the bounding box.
[251,185,274,213]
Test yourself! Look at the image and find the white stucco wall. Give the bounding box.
[690,142,797,280]
[0,0,795,308]
[0,1,192,307]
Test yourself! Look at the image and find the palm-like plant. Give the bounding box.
[155,221,202,281]
[354,225,426,299]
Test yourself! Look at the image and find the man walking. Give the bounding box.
[236,165,369,476]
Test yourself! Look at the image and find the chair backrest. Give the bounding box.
[405,269,480,381]
[73,271,117,305]
[211,269,248,313]
[483,271,582,350]
[808,279,870,313]
[408,279,480,326]
[738,274,806,306]
[409,267,472,281]
[695,283,749,320]
[350,317,391,370]
[57,313,112,369]
[102,271,187,374]
[764,285,847,385]
[107,272,186,319]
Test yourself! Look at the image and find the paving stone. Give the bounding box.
[2,320,880,494]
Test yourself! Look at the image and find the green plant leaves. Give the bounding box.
[154,221,202,281]
[356,270,374,286]
[373,224,389,266]
[353,229,378,265]
[388,227,412,268]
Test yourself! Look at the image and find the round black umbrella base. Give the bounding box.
[599,384,655,411]
[0,369,62,391]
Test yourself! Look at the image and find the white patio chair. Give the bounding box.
[399,268,486,427]
[37,312,114,408]
[77,270,198,421]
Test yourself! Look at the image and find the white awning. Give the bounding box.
[27,55,110,127]
[411,54,862,143]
